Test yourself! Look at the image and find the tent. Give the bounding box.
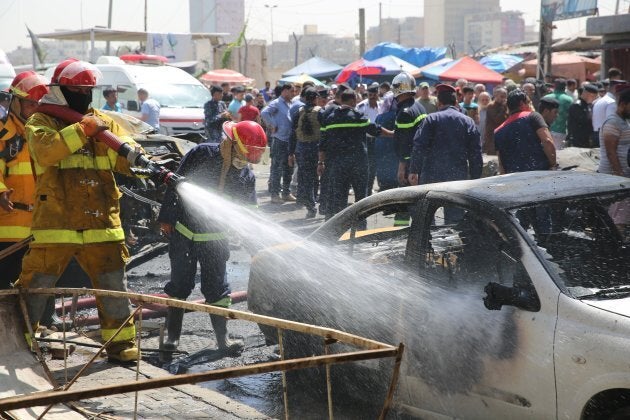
[278,73,326,86]
[479,54,524,73]
[421,56,504,84]
[520,53,601,82]
[363,42,447,68]
[282,56,342,79]
[199,69,254,85]
[411,57,453,78]
[365,55,420,75]
[335,58,386,83]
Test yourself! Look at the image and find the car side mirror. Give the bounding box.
[483,282,540,312]
[127,100,139,112]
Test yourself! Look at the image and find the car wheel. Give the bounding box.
[609,407,630,420]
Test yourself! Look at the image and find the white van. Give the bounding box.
[0,50,16,91]
[91,57,210,138]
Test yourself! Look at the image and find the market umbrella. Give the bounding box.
[282,56,343,79]
[199,69,254,85]
[335,58,385,83]
[278,73,326,86]
[520,53,601,82]
[422,56,504,85]
[479,54,524,73]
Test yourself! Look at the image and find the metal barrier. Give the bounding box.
[0,288,404,420]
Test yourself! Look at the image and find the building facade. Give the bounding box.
[424,0,501,54]
[367,17,424,49]
[189,0,245,43]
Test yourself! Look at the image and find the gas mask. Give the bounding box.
[60,86,92,114]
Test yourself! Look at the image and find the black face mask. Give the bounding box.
[60,86,92,114]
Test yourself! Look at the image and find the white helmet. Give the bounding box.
[392,71,416,97]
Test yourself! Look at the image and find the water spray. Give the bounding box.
[37,104,185,187]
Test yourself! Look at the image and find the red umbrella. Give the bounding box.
[200,69,254,85]
[335,59,385,83]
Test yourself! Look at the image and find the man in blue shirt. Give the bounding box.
[138,88,160,130]
[102,88,122,112]
[261,83,296,203]
[227,86,246,119]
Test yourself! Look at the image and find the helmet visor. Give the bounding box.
[244,145,266,164]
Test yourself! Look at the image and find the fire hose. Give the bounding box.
[37,104,184,187]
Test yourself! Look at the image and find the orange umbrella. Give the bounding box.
[200,69,254,85]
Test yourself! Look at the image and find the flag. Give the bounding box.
[26,26,46,67]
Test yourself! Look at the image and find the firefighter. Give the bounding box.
[0,72,49,289]
[18,60,141,362]
[318,89,390,219]
[391,71,427,226]
[158,120,267,354]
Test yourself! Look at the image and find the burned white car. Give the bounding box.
[248,171,630,419]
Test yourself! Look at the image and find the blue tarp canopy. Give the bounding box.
[363,42,447,68]
[478,54,524,73]
[282,56,343,79]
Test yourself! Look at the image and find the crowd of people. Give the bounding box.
[202,67,629,231]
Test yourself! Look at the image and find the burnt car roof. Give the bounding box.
[360,171,630,210]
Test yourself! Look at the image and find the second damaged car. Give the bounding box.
[248,171,630,419]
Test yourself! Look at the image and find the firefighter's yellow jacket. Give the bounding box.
[0,113,39,242]
[25,108,138,247]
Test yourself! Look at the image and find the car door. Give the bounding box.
[396,195,559,419]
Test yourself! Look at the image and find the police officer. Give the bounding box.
[318,89,390,219]
[158,121,266,354]
[290,88,321,218]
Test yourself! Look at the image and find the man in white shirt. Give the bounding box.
[356,83,383,195]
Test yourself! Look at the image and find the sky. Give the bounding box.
[0,0,626,55]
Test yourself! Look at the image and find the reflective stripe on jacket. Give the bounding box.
[0,114,40,241]
[175,221,227,242]
[25,109,138,246]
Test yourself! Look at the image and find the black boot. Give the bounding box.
[40,296,73,331]
[210,314,243,355]
[164,307,184,351]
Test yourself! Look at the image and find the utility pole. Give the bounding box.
[144,0,148,32]
[265,4,277,67]
[378,2,382,44]
[359,8,366,57]
[292,32,301,66]
[106,0,113,55]
[537,5,553,80]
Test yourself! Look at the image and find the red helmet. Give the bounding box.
[51,58,78,84]
[10,71,50,101]
[223,120,268,163]
[57,60,101,87]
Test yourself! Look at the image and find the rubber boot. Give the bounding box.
[107,341,140,363]
[40,296,73,331]
[164,307,184,351]
[210,314,244,355]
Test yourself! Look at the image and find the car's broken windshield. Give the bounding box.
[510,192,630,299]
